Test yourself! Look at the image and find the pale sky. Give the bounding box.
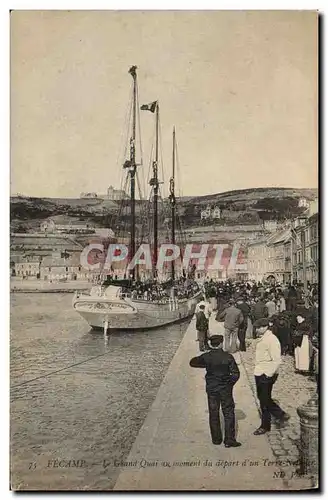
[10,10,318,198]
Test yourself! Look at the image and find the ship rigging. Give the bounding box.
[72,66,202,331]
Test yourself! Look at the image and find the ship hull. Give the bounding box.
[73,291,202,331]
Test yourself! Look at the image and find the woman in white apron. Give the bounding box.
[293,312,312,373]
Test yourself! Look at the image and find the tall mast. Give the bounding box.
[150,103,160,276]
[124,65,138,280]
[169,126,176,281]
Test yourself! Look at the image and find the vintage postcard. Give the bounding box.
[10,10,319,491]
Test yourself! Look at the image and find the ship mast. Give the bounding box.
[169,127,176,281]
[124,65,138,280]
[149,102,160,276]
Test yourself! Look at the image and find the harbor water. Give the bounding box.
[10,293,190,490]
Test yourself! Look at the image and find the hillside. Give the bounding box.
[10,187,318,233]
[181,187,318,205]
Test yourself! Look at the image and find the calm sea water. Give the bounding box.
[10,293,189,490]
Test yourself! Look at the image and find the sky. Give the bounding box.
[10,10,318,198]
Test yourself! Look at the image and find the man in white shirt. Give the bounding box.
[195,298,212,320]
[253,318,290,435]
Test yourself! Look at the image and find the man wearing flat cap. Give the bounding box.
[189,335,241,447]
[253,318,290,435]
[217,298,244,353]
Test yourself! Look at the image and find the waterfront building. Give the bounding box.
[247,239,269,282]
[12,255,41,278]
[246,199,319,285]
[10,233,84,281]
[291,202,318,284]
[40,253,89,281]
[266,228,292,283]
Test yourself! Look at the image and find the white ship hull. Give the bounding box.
[73,287,203,331]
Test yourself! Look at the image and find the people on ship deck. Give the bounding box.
[119,277,200,302]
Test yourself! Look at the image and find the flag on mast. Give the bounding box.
[141,101,157,113]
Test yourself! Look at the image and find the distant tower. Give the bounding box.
[107,185,115,200]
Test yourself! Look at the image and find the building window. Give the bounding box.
[311,246,318,262]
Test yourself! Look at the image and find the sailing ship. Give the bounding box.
[73,66,202,331]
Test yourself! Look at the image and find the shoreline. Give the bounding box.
[11,289,89,293]
[10,280,93,294]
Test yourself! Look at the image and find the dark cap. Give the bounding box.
[253,318,270,328]
[208,334,224,347]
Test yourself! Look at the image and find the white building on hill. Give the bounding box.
[106,185,129,201]
[200,205,221,220]
[298,197,310,209]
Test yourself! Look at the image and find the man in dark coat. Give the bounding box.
[195,304,209,352]
[189,335,241,447]
[309,296,319,335]
[236,296,250,352]
[270,313,291,355]
[251,297,268,338]
[286,285,298,311]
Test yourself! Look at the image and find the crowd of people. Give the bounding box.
[191,278,319,447]
[195,279,319,380]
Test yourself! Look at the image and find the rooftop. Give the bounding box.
[41,254,82,268]
[267,228,291,246]
[10,234,83,250]
[12,255,42,264]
